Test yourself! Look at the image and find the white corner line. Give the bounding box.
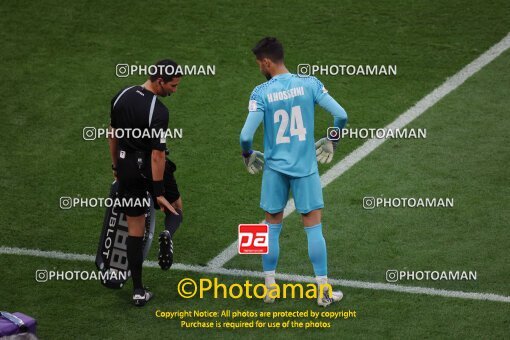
[206,32,510,269]
[1,246,509,303]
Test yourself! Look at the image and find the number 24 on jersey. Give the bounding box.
[274,105,307,144]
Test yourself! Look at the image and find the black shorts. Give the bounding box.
[117,152,180,217]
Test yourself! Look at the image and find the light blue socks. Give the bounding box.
[262,222,328,281]
[305,223,328,276]
[261,223,282,272]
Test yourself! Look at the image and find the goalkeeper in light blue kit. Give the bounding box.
[240,37,348,307]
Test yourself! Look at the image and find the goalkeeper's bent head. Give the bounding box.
[252,37,285,80]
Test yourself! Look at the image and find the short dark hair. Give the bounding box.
[149,59,183,82]
[251,37,284,62]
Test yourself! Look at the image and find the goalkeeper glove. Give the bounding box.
[242,150,264,174]
[315,138,336,164]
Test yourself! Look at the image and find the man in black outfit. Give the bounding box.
[108,59,184,306]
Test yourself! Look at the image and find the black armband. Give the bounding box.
[153,180,165,197]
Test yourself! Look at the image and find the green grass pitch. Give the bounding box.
[1,0,509,338]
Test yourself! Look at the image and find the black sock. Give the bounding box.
[127,235,144,290]
[165,209,183,237]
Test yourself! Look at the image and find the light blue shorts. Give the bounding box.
[260,167,324,214]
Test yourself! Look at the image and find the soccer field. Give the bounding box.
[1,1,509,339]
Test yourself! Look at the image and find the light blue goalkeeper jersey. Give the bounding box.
[248,73,332,177]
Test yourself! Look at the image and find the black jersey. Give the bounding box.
[110,85,169,152]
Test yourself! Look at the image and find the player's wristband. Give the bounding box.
[242,150,253,158]
[111,164,117,171]
[331,139,339,150]
[153,180,165,197]
[325,135,340,150]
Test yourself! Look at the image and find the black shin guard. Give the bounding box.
[127,236,144,290]
[165,209,183,237]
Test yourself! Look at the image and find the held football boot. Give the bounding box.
[158,230,173,270]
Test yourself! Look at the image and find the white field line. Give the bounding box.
[1,246,509,303]
[206,32,510,269]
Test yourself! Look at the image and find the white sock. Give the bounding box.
[316,275,328,285]
[264,270,276,287]
[316,275,329,298]
[316,276,329,290]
